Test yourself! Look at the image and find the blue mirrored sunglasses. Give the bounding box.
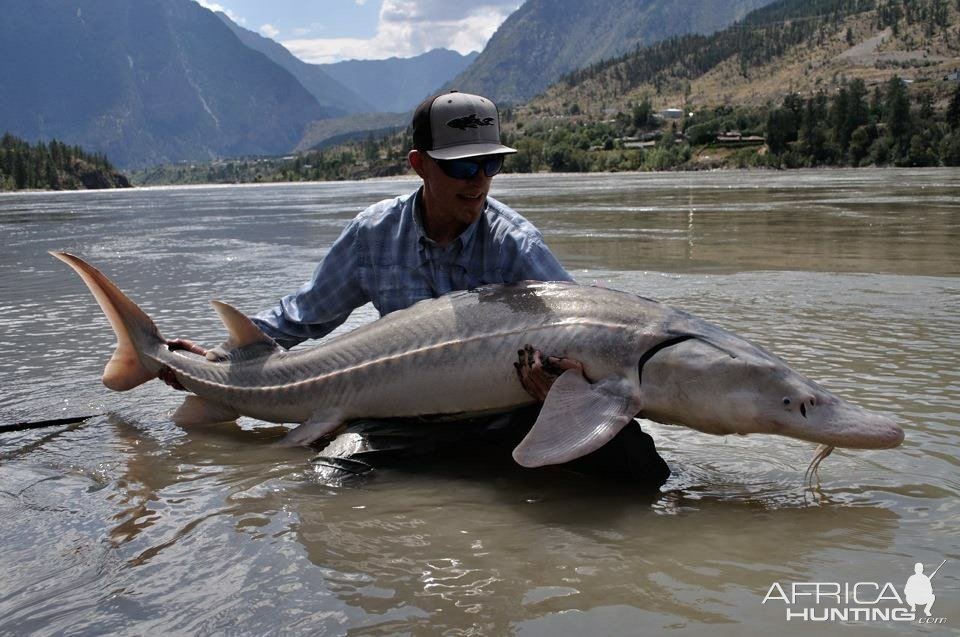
[435,155,504,180]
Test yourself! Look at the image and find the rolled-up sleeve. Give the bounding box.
[252,221,368,349]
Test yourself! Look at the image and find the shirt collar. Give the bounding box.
[411,187,484,262]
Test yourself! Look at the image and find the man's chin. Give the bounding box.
[456,194,486,216]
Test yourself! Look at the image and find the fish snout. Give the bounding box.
[793,402,905,450]
[874,416,906,449]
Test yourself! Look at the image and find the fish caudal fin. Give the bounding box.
[50,252,164,391]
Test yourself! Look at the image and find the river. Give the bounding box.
[1,169,957,635]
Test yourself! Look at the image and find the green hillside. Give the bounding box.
[1,133,130,190]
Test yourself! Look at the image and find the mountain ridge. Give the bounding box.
[216,13,375,116]
[0,0,329,168]
[130,0,960,183]
[450,0,779,103]
[525,0,960,119]
[320,49,480,113]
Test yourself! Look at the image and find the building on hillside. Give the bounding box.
[715,131,765,146]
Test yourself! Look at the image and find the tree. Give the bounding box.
[947,83,960,130]
[940,132,960,166]
[631,100,654,130]
[884,76,912,158]
[829,85,851,156]
[844,79,870,156]
[799,92,831,164]
[849,124,877,165]
[766,104,799,155]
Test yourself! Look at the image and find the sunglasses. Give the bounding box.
[435,155,504,180]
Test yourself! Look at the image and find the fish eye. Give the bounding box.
[783,398,791,406]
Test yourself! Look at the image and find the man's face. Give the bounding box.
[412,151,498,228]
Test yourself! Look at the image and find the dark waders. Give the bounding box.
[311,405,670,488]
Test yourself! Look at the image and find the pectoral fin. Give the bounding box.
[172,395,240,426]
[277,409,345,447]
[512,370,641,467]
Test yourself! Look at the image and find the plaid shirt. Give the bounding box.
[252,188,573,348]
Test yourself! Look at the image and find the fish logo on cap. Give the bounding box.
[446,114,495,131]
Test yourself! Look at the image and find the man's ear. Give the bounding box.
[408,149,427,178]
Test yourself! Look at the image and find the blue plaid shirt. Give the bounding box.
[252,188,573,348]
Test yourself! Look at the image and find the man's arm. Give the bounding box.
[158,222,368,389]
[512,239,574,283]
[251,221,368,349]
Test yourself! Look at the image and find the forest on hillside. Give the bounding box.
[562,0,882,93]
[0,133,129,190]
[131,77,960,185]
[502,76,960,171]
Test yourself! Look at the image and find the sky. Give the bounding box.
[197,0,522,64]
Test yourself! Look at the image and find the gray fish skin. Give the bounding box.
[51,252,904,466]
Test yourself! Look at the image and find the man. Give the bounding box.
[167,91,668,485]
[249,91,570,346]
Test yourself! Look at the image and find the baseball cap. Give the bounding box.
[412,91,517,160]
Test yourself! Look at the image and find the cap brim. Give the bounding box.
[426,143,517,161]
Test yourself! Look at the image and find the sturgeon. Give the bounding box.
[51,252,904,470]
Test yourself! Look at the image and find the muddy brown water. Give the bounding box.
[1,169,957,635]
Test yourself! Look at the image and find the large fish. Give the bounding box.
[51,252,903,471]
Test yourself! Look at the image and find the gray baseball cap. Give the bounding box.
[412,91,517,160]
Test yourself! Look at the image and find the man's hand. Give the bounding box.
[158,339,207,391]
[514,344,584,402]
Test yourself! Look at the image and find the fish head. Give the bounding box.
[638,336,904,450]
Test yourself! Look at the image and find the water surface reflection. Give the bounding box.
[1,170,957,635]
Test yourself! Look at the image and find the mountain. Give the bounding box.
[450,0,778,103]
[217,16,476,115]
[130,0,960,183]
[295,113,409,153]
[0,0,330,168]
[528,0,960,117]
[319,49,480,114]
[216,13,374,116]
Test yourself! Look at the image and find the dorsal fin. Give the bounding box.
[209,300,277,353]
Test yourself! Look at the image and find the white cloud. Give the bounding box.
[195,0,244,25]
[282,0,520,64]
[260,23,280,38]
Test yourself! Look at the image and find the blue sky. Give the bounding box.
[198,0,522,63]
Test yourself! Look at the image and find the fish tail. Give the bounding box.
[50,251,164,391]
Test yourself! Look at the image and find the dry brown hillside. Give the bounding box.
[522,1,960,120]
